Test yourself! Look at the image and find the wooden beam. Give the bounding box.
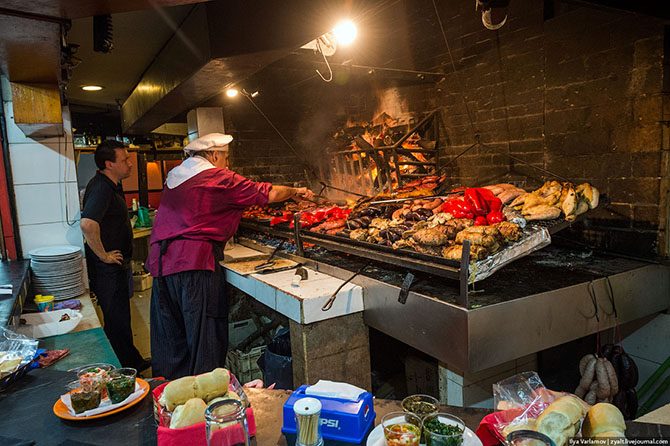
[9,82,63,138]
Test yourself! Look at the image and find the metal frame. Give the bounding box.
[241,220,473,307]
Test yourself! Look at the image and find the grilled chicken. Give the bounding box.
[494,221,522,242]
[412,228,451,246]
[576,183,599,209]
[442,244,489,261]
[523,204,561,221]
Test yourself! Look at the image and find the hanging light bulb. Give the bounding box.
[226,88,239,98]
[333,20,357,46]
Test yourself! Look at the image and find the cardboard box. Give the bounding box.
[133,273,152,291]
[405,354,439,396]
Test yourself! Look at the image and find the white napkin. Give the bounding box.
[305,380,366,402]
[61,382,144,417]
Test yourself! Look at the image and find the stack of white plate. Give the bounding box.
[29,245,86,300]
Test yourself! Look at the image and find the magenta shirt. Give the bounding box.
[146,168,271,276]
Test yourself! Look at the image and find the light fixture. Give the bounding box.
[250,90,260,98]
[81,85,104,91]
[333,20,357,46]
[225,88,239,98]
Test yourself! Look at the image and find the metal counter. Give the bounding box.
[238,234,670,373]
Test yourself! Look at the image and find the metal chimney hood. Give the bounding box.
[121,0,348,134]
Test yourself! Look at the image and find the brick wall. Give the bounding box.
[305,0,667,257]
[223,92,309,187]
[220,0,667,256]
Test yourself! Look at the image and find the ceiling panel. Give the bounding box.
[65,4,194,106]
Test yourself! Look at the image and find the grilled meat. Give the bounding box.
[413,243,446,257]
[442,244,489,261]
[494,221,522,242]
[523,204,561,221]
[412,228,451,246]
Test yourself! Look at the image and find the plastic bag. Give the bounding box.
[0,326,38,378]
[490,372,559,441]
[257,327,293,390]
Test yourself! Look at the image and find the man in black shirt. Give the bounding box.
[81,140,147,371]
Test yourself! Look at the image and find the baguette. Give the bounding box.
[162,368,230,411]
[170,398,207,429]
[535,395,587,446]
[581,403,625,438]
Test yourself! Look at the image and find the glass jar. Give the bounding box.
[205,398,250,446]
[506,430,556,446]
[294,397,324,446]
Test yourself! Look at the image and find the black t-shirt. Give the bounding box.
[81,172,133,261]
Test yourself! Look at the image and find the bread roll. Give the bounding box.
[194,368,230,402]
[162,368,230,410]
[581,403,625,438]
[162,376,197,411]
[536,395,587,446]
[170,398,207,429]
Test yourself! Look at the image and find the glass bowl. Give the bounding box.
[422,413,465,446]
[402,394,439,419]
[382,411,422,446]
[107,367,137,404]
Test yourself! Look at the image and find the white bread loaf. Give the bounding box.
[194,368,230,402]
[161,368,230,411]
[536,395,587,446]
[170,398,207,429]
[581,403,626,438]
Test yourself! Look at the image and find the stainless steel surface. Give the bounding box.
[236,237,670,373]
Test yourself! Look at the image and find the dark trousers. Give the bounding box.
[89,260,144,369]
[150,269,229,380]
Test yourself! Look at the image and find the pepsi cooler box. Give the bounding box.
[282,385,376,445]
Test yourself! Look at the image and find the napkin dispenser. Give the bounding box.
[282,385,375,445]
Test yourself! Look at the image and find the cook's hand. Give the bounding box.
[295,187,315,200]
[102,250,123,265]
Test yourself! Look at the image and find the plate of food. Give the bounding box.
[53,366,150,420]
[366,412,483,446]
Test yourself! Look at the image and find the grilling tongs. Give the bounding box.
[255,240,285,270]
[322,261,371,311]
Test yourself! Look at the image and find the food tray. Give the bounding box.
[0,359,35,392]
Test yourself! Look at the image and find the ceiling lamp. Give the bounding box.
[81,85,104,91]
[225,88,239,98]
[333,20,357,46]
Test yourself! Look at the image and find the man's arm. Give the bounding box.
[80,217,123,265]
[267,185,314,203]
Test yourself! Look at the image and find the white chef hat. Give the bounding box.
[184,133,233,155]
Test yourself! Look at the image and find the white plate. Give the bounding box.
[366,419,483,446]
[17,310,82,338]
[29,245,82,258]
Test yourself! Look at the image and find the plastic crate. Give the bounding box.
[226,345,266,385]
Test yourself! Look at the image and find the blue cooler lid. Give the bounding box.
[282,385,376,444]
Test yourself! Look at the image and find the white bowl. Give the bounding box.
[17,309,82,338]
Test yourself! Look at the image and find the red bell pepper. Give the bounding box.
[464,188,503,216]
[486,211,505,225]
[474,216,488,226]
[440,198,475,219]
[465,189,487,216]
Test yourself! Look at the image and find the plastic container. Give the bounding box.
[226,346,266,384]
[34,294,54,312]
